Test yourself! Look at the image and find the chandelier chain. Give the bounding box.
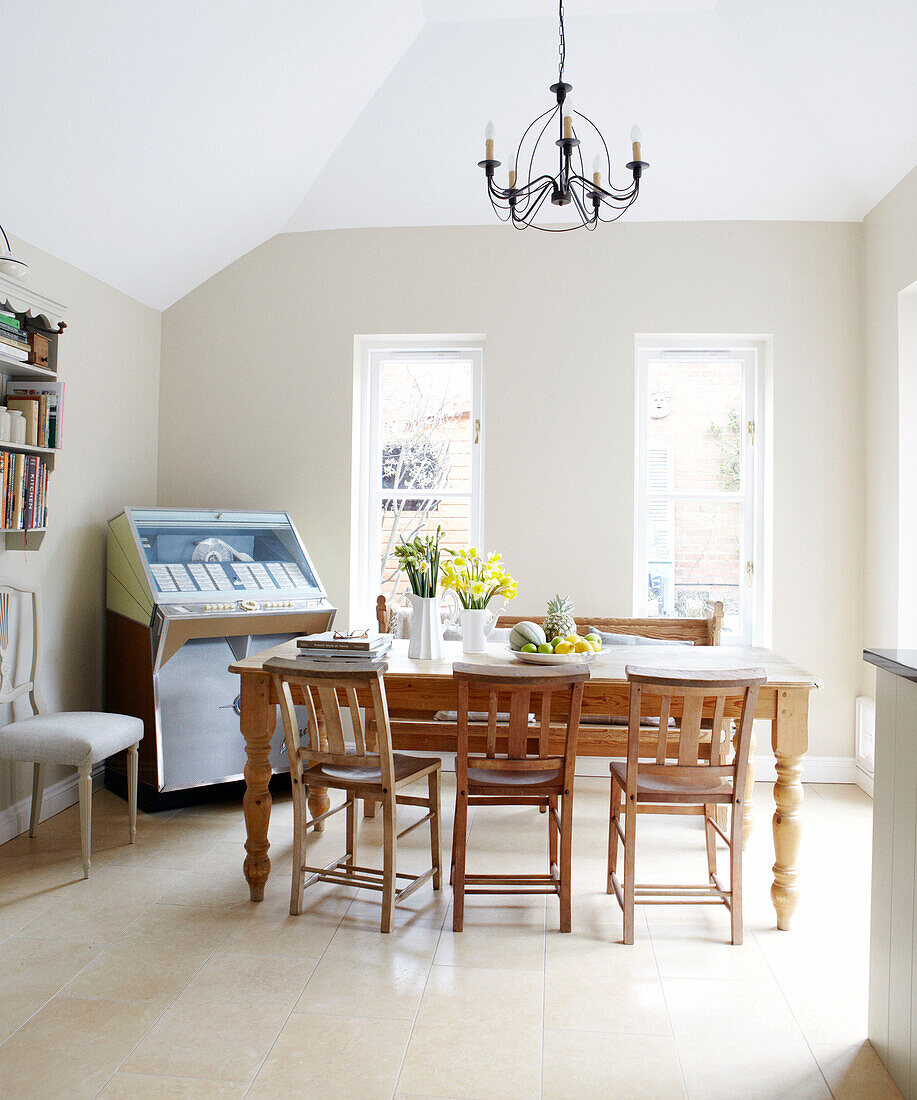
[558,0,565,80]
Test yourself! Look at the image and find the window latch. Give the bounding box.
[747,420,755,446]
[474,418,480,445]
[746,561,754,587]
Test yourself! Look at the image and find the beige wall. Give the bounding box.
[160,222,864,759]
[0,236,161,815]
[863,165,917,666]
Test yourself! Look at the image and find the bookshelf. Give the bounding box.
[0,272,67,552]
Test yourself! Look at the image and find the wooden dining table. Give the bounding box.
[230,639,818,930]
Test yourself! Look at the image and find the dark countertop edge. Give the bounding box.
[864,649,917,683]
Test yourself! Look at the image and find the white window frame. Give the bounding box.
[351,335,484,627]
[633,337,771,646]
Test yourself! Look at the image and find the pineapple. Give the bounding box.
[544,594,576,639]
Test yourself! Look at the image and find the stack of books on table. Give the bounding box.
[273,631,392,672]
[0,312,29,364]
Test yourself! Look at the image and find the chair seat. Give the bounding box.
[468,763,563,794]
[303,752,440,790]
[0,711,143,767]
[610,760,733,803]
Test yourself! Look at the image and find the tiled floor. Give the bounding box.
[0,775,902,1099]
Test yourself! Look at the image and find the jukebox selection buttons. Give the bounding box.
[203,602,235,612]
[264,600,294,609]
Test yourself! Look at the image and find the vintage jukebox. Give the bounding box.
[105,507,336,808]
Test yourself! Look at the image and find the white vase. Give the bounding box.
[460,608,498,655]
[406,593,444,660]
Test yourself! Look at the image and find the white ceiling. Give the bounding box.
[2,0,916,309]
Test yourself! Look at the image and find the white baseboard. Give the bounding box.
[0,763,105,846]
[855,765,874,798]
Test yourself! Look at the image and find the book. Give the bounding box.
[7,381,64,448]
[6,396,40,446]
[0,345,28,363]
[0,322,25,340]
[0,312,20,330]
[296,631,389,653]
[295,641,392,660]
[267,655,389,674]
[0,332,28,350]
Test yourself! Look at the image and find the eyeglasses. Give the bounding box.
[333,629,369,639]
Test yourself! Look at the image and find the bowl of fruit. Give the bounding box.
[507,596,603,665]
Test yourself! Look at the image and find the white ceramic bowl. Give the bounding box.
[508,647,598,665]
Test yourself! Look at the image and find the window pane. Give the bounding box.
[379,497,471,604]
[646,360,743,493]
[380,359,473,494]
[646,500,742,633]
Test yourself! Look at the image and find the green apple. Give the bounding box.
[537,642,553,654]
[521,643,537,653]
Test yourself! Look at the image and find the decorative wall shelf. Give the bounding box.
[0,276,67,551]
[0,273,67,332]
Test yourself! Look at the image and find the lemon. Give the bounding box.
[585,639,600,652]
[565,633,579,644]
[550,636,565,648]
[554,640,575,654]
[537,642,553,654]
[573,640,591,653]
[585,632,602,645]
[521,643,537,653]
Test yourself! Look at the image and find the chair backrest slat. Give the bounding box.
[654,694,671,765]
[486,691,498,758]
[539,691,552,757]
[710,694,727,765]
[315,684,347,754]
[345,686,366,755]
[677,694,703,765]
[507,688,531,759]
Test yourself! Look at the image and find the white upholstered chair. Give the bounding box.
[0,583,143,877]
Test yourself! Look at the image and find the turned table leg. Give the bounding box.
[308,699,331,831]
[771,689,808,930]
[241,672,275,902]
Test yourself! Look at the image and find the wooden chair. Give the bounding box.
[268,659,442,933]
[451,662,589,933]
[607,665,765,945]
[0,583,141,877]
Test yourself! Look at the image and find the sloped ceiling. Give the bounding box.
[1,1,915,309]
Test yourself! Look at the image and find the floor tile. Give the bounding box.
[0,935,99,1043]
[811,1040,903,1099]
[398,1020,542,1099]
[542,1027,686,1098]
[249,1012,411,1098]
[122,950,314,1083]
[98,1072,248,1097]
[416,963,543,1030]
[295,953,430,1020]
[0,995,162,1099]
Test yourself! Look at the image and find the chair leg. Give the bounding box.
[127,744,138,843]
[345,792,356,868]
[78,763,92,879]
[548,795,558,875]
[452,788,469,933]
[290,776,308,916]
[29,763,43,838]
[559,793,573,933]
[428,769,442,891]
[623,795,637,945]
[704,802,717,881]
[607,777,621,891]
[730,801,744,945]
[381,792,397,934]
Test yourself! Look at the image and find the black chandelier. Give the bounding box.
[478,0,649,232]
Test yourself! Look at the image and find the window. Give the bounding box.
[352,338,483,622]
[634,341,768,644]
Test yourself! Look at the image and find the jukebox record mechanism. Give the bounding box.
[192,537,254,563]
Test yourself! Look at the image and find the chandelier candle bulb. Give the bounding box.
[631,124,642,163]
[563,99,574,140]
[508,169,516,188]
[593,154,602,187]
[485,120,495,160]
